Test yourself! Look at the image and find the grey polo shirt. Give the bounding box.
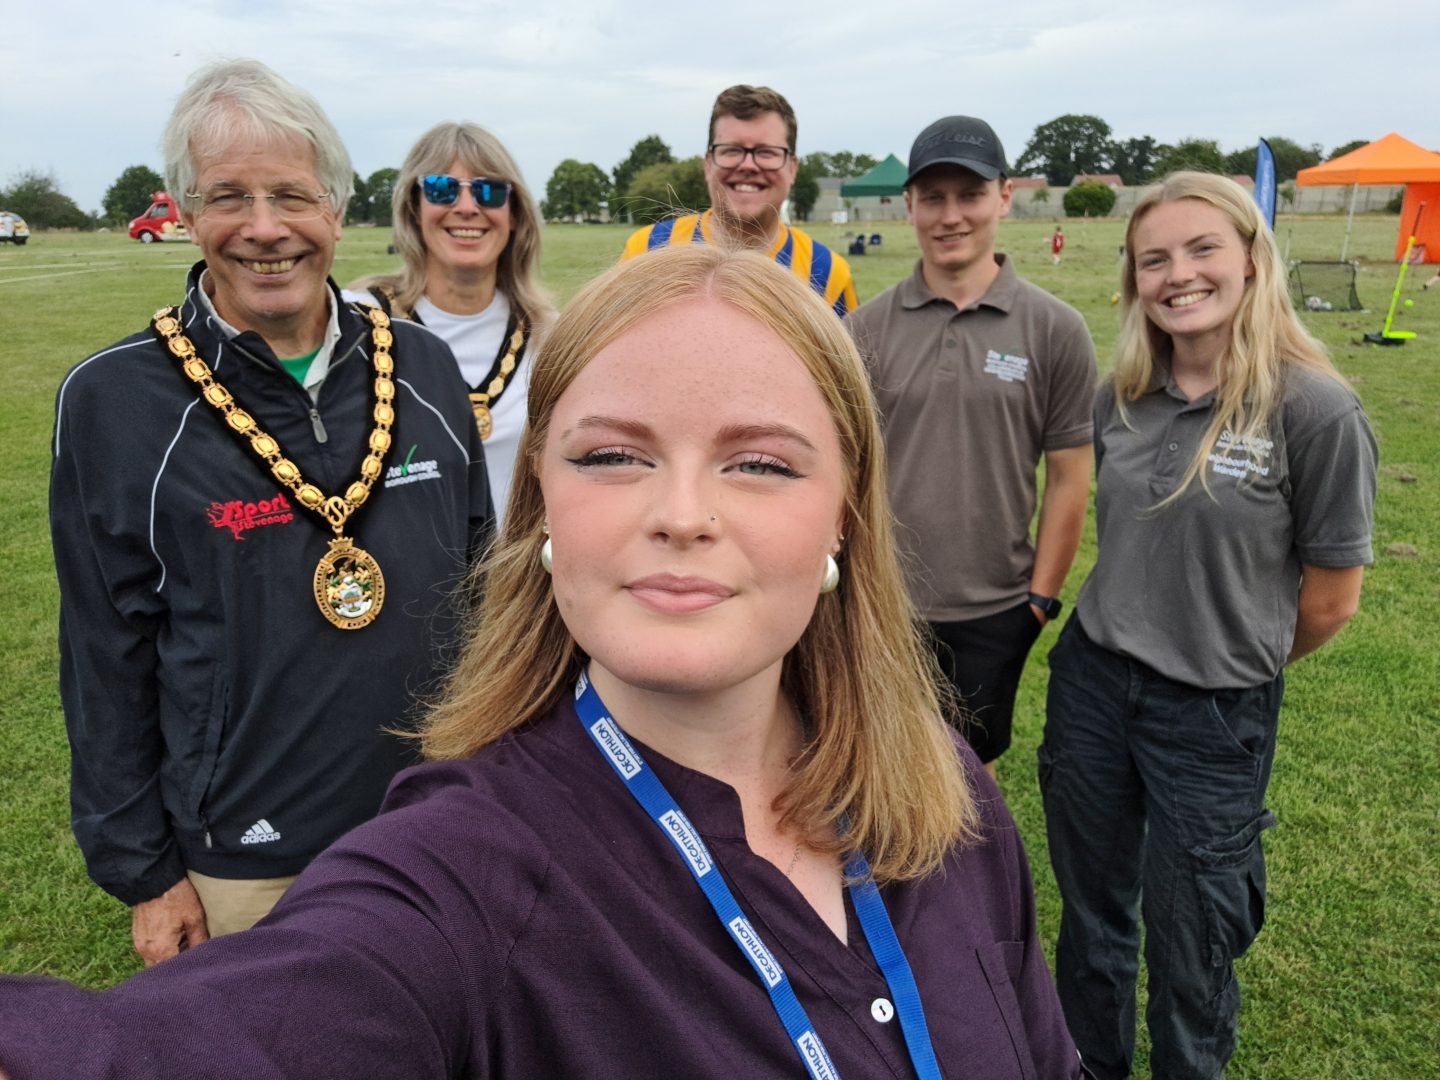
[1076,364,1377,689]
[848,256,1097,621]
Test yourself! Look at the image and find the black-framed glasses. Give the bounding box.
[418,175,513,209]
[708,144,792,169]
[185,187,333,221]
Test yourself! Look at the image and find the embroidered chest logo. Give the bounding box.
[207,492,296,540]
[983,349,1030,382]
[1208,429,1275,479]
[383,443,445,489]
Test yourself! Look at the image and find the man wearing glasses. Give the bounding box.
[621,85,858,316]
[49,60,490,965]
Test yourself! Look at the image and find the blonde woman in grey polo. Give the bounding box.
[1039,174,1377,1080]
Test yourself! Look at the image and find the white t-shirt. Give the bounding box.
[342,288,530,528]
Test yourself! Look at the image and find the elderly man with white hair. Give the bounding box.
[49,59,491,966]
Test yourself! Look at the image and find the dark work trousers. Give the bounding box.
[1039,616,1282,1080]
[928,600,1045,763]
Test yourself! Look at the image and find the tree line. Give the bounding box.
[1,117,1374,232]
[1011,114,1368,188]
[0,164,406,230]
[542,136,880,223]
[544,120,1371,224]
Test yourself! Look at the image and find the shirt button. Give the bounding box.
[1168,442,1179,452]
[870,997,895,1023]
[944,339,956,348]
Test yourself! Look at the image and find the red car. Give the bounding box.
[129,192,189,243]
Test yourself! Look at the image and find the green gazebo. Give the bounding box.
[840,154,907,197]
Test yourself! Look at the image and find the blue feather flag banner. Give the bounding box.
[1255,138,1277,230]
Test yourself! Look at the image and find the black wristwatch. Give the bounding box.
[1027,592,1063,620]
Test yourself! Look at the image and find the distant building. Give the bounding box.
[1071,174,1124,187]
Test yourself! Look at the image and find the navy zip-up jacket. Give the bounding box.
[50,263,492,905]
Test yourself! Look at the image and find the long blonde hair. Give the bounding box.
[1114,171,1345,499]
[421,245,978,882]
[351,121,551,327]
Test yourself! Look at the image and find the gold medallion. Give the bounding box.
[152,303,397,630]
[314,537,386,630]
[470,396,494,441]
[464,319,524,444]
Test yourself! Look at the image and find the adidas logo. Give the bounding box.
[240,819,282,845]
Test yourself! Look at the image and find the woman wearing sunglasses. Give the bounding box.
[0,246,1084,1080]
[349,122,552,525]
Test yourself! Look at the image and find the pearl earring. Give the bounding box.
[820,554,840,594]
[540,537,553,574]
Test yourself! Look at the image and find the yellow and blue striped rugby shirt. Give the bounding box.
[621,210,858,317]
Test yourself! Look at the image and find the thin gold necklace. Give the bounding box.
[151,304,396,630]
[784,840,804,878]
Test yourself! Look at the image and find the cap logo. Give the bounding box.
[916,131,988,153]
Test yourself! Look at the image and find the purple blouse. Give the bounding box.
[0,697,1081,1079]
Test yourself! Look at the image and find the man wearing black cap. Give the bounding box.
[847,116,1096,776]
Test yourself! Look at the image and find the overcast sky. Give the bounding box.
[3,0,1435,213]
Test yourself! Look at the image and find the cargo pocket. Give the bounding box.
[1036,742,1055,798]
[1188,810,1277,970]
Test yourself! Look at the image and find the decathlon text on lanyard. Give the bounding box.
[574,670,943,1080]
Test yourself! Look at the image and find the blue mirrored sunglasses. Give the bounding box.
[418,175,513,209]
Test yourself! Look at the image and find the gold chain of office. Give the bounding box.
[150,304,396,630]
[469,317,526,441]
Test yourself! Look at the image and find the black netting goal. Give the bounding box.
[1288,261,1362,311]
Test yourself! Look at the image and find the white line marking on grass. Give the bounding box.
[0,268,112,285]
[0,261,121,271]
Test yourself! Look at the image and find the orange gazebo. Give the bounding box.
[1297,134,1440,263]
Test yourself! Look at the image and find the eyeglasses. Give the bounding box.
[418,175,513,209]
[708,144,792,170]
[185,187,333,221]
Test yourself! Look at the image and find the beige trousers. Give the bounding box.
[187,870,298,937]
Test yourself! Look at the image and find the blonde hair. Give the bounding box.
[421,244,978,882]
[1114,171,1345,500]
[352,121,551,327]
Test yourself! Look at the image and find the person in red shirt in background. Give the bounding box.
[1051,225,1065,266]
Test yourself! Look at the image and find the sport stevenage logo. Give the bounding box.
[591,717,643,779]
[728,916,783,987]
[240,819,282,845]
[797,1031,840,1080]
[207,492,295,541]
[660,809,712,877]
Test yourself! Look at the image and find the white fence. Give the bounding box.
[810,176,1405,222]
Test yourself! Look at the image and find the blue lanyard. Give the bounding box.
[573,671,943,1080]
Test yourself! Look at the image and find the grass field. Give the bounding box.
[1,214,1437,1077]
